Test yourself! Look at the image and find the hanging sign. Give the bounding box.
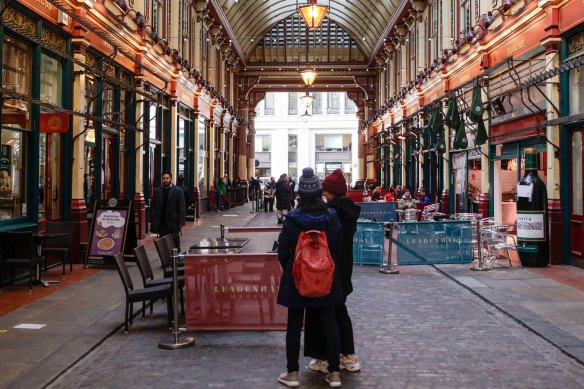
[40,113,70,133]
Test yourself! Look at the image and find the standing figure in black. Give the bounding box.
[150,171,186,251]
[176,175,192,217]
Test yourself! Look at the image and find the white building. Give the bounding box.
[254,92,359,185]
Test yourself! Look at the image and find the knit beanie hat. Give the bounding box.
[322,168,347,196]
[298,167,323,198]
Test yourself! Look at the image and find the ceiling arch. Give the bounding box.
[213,0,398,61]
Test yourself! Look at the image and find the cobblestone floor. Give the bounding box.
[49,264,584,389]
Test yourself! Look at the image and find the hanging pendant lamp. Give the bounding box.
[298,0,329,31]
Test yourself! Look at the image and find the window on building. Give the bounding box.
[315,134,352,151]
[288,134,297,151]
[327,93,340,114]
[313,93,323,114]
[255,135,271,152]
[288,92,298,115]
[344,94,356,114]
[431,1,441,61]
[461,0,471,36]
[264,93,275,115]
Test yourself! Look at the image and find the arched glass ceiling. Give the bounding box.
[214,0,398,60]
[249,15,365,63]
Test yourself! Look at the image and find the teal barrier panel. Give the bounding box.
[356,202,397,222]
[395,220,473,265]
[353,220,385,265]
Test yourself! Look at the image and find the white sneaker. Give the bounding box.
[308,358,329,373]
[278,371,299,387]
[340,354,361,372]
[325,371,342,387]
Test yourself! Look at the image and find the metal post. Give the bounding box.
[159,248,195,349]
[380,222,399,274]
[220,224,225,239]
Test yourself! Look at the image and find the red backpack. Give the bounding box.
[292,230,335,297]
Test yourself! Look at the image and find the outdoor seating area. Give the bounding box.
[0,222,73,291]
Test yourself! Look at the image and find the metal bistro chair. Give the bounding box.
[134,245,185,316]
[421,203,440,222]
[112,253,173,333]
[396,209,419,235]
[480,224,519,269]
[41,221,73,276]
[0,231,41,291]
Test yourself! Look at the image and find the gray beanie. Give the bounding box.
[298,167,323,198]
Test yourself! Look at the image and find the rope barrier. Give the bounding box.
[220,193,249,206]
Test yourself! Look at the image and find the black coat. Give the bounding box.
[277,208,343,309]
[275,179,291,210]
[150,185,186,234]
[327,197,361,296]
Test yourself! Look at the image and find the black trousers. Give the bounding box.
[264,198,274,212]
[304,303,355,359]
[286,307,340,373]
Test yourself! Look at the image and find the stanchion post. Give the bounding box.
[159,248,195,349]
[380,222,399,274]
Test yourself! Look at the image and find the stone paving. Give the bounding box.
[3,206,584,388]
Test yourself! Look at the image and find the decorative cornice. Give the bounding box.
[209,0,246,67]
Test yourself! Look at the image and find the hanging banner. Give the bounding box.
[40,113,70,133]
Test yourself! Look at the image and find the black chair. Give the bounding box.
[0,231,41,291]
[154,236,184,278]
[41,221,73,276]
[134,245,185,316]
[112,253,173,333]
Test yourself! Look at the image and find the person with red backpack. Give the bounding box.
[277,167,343,388]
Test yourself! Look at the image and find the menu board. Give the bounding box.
[89,209,128,256]
[85,199,135,266]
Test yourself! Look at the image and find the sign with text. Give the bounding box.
[86,200,135,266]
[396,220,473,265]
[356,201,397,222]
[89,209,128,256]
[183,253,287,330]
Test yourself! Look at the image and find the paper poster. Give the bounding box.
[89,209,128,256]
[0,145,12,197]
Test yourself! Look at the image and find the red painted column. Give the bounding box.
[134,192,146,239]
[478,192,490,218]
[440,188,450,215]
[70,199,88,264]
[548,199,563,265]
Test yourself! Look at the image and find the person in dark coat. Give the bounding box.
[277,167,343,388]
[275,173,291,224]
[150,171,186,251]
[305,168,362,374]
[176,175,192,215]
[287,175,296,209]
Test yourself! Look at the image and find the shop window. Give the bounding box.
[177,116,186,178]
[0,130,28,220]
[572,131,583,215]
[312,93,322,114]
[288,134,297,152]
[2,35,32,130]
[569,63,584,115]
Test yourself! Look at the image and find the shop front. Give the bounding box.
[1,4,73,230]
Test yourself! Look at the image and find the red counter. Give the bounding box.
[183,253,287,330]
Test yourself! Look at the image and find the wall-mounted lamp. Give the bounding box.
[491,97,506,115]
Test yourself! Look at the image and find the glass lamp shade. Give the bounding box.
[300,108,312,123]
[300,92,315,107]
[298,1,329,30]
[300,69,318,86]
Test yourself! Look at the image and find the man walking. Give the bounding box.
[150,171,186,251]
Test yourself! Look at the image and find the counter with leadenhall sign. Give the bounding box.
[182,227,287,330]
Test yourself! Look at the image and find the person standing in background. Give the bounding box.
[176,175,192,216]
[287,175,296,209]
[264,177,276,212]
[275,173,290,224]
[150,171,186,251]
